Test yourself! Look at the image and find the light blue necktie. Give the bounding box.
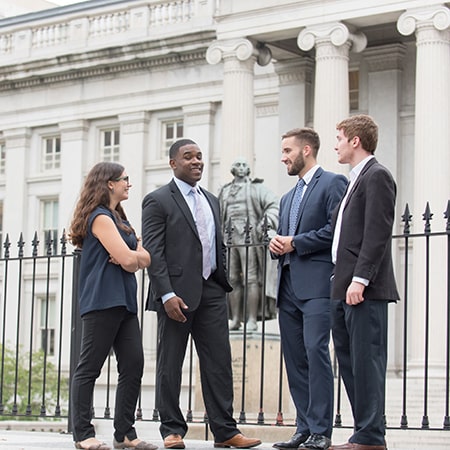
[288,178,306,235]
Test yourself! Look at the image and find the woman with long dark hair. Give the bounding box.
[69,162,155,450]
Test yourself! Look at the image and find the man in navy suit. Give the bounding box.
[269,128,347,450]
[142,139,261,450]
[329,115,399,450]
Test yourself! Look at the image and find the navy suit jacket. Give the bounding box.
[142,179,232,312]
[275,167,347,302]
[331,158,400,302]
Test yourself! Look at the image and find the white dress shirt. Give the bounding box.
[331,155,374,286]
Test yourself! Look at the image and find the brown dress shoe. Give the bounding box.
[163,434,185,449]
[330,443,385,450]
[214,433,262,448]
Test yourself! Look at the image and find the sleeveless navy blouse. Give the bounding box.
[78,206,138,316]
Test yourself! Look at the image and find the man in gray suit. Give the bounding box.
[330,115,399,450]
[142,139,261,450]
[269,128,347,450]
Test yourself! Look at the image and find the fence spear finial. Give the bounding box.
[3,234,10,259]
[17,233,25,258]
[402,203,412,235]
[32,231,39,257]
[60,229,67,256]
[422,202,433,234]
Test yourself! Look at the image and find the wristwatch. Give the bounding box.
[291,238,296,249]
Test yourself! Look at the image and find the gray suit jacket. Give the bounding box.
[142,179,232,312]
[331,158,400,302]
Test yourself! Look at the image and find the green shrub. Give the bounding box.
[0,343,69,418]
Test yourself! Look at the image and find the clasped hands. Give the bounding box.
[269,235,366,306]
[269,234,294,256]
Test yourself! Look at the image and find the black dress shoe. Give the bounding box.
[298,434,331,450]
[273,433,309,449]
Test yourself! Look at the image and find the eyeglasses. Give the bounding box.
[114,176,129,183]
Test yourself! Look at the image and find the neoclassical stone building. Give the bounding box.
[0,0,449,410]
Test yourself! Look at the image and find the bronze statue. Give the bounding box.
[219,157,279,331]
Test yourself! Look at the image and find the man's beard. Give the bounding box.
[288,155,305,176]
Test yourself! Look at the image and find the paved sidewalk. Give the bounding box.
[0,421,449,450]
[1,429,450,450]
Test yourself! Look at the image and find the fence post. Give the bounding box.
[68,248,82,433]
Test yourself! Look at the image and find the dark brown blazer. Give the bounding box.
[331,158,400,302]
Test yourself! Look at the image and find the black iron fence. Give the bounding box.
[0,201,449,434]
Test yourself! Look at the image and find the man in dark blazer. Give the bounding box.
[329,115,399,450]
[269,128,347,450]
[142,139,261,450]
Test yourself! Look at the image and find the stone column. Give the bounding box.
[118,111,149,231]
[2,128,30,236]
[58,120,88,233]
[398,6,450,221]
[298,23,366,173]
[206,39,271,183]
[274,58,314,132]
[364,44,406,372]
[182,103,217,191]
[274,58,314,193]
[1,128,30,341]
[398,6,450,375]
[364,44,406,179]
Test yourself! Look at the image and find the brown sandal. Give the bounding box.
[75,441,112,450]
[113,437,158,450]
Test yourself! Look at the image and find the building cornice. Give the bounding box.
[0,32,213,91]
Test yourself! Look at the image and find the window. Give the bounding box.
[101,129,120,161]
[41,199,59,255]
[163,120,183,157]
[42,136,61,171]
[39,296,56,356]
[349,70,359,111]
[0,142,5,175]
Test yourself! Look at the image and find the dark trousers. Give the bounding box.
[278,268,334,438]
[156,277,238,442]
[331,299,388,446]
[71,307,144,443]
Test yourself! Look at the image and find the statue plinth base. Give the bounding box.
[194,326,293,422]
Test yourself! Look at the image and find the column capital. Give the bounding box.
[274,58,314,86]
[118,111,150,124]
[364,43,407,72]
[118,111,150,134]
[297,22,367,53]
[182,102,217,126]
[398,5,450,36]
[58,119,89,133]
[2,127,31,145]
[206,38,272,66]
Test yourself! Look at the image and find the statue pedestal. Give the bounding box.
[194,324,294,422]
[229,330,292,421]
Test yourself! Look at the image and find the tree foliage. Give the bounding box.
[0,344,69,418]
